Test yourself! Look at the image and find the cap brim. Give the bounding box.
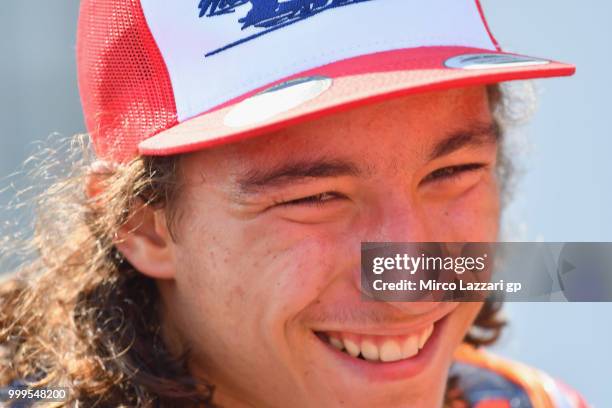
[138,46,575,156]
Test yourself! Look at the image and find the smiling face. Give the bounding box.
[121,85,501,407]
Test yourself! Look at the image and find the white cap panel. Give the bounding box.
[140,0,496,121]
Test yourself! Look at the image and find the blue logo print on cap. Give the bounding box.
[198,0,373,57]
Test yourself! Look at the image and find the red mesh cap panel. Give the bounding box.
[77,0,178,162]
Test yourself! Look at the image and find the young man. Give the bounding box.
[0,0,589,407]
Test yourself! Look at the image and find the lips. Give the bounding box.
[317,324,435,363]
[307,307,456,383]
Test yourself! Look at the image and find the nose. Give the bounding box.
[365,189,431,243]
[346,191,444,315]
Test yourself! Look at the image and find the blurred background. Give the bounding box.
[0,1,609,406]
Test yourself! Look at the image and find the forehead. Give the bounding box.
[181,86,492,177]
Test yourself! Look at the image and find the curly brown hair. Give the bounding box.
[0,84,516,407]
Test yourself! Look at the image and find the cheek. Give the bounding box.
[232,223,347,322]
[426,177,501,241]
[170,213,344,347]
[162,217,346,401]
[441,302,483,359]
[451,303,483,337]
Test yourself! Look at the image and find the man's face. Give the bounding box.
[159,85,500,407]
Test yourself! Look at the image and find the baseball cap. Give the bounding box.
[77,0,575,162]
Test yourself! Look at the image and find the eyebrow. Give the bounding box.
[235,122,500,194]
[429,121,501,160]
[236,158,363,193]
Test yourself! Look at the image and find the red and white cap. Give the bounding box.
[77,0,575,162]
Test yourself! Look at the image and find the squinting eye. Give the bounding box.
[421,163,486,184]
[277,192,343,207]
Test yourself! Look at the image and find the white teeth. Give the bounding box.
[418,325,434,349]
[329,336,344,350]
[360,340,379,361]
[324,323,435,362]
[401,335,419,359]
[379,340,403,362]
[343,338,360,358]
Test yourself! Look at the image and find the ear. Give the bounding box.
[114,201,177,280]
[85,161,176,280]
